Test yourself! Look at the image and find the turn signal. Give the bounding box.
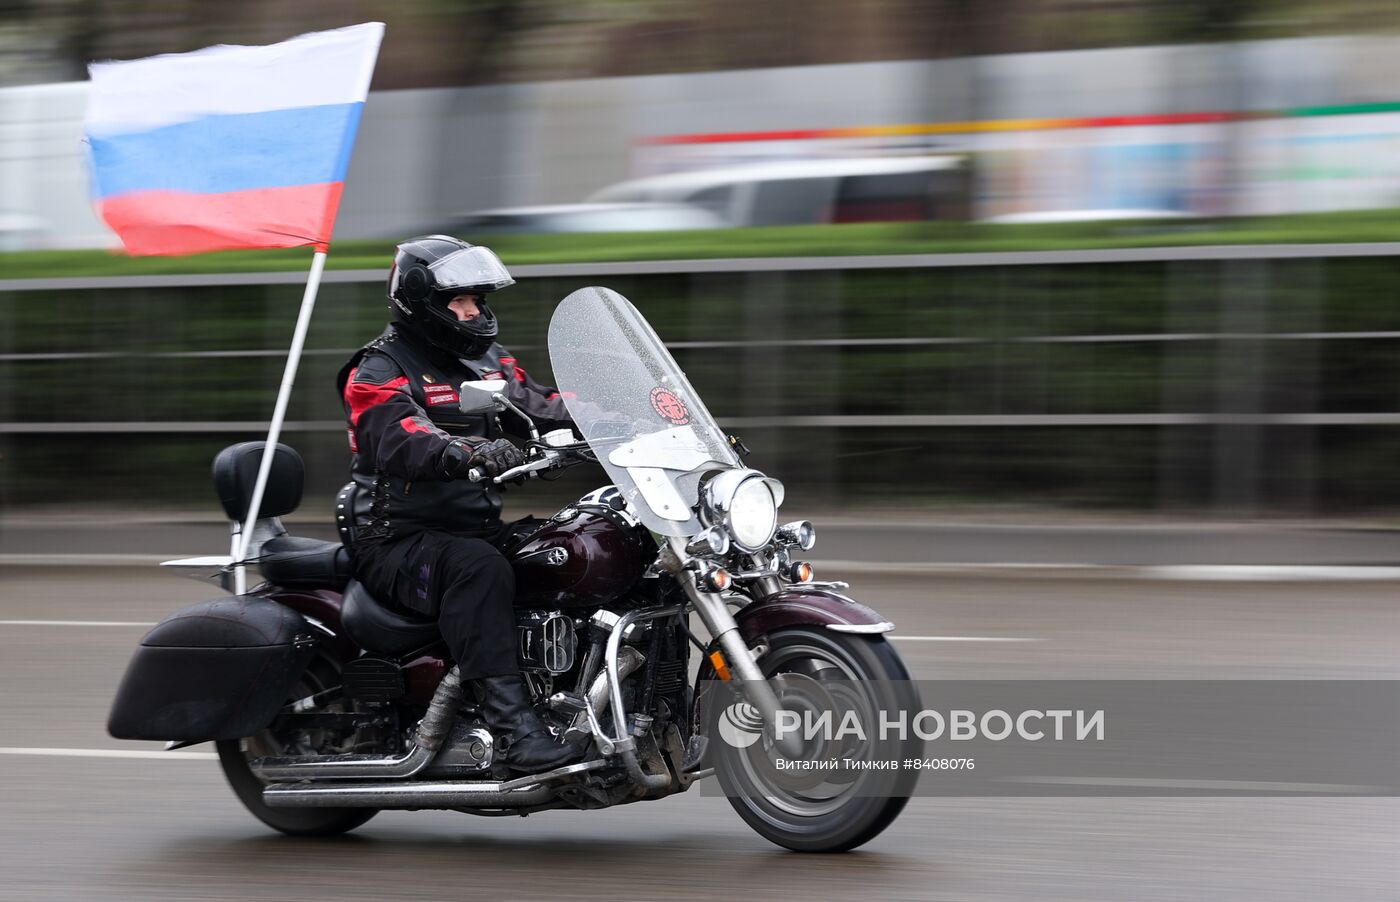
[706,568,733,592]
[787,561,814,583]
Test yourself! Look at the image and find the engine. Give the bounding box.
[516,610,577,675]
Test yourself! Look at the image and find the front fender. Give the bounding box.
[689,588,895,770]
[107,595,318,742]
[734,587,894,644]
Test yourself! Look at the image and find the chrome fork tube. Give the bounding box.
[668,537,801,758]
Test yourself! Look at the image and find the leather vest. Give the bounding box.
[336,325,516,541]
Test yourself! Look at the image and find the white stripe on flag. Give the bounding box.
[85,22,384,136]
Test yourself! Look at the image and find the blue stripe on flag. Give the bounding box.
[88,102,364,199]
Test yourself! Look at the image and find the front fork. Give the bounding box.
[667,538,803,759]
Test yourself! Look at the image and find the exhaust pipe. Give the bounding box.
[252,666,464,781]
[568,645,646,736]
[262,760,604,810]
[263,779,557,810]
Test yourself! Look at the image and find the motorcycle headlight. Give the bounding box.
[702,469,782,552]
[729,478,777,550]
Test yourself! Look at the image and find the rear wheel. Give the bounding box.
[216,655,379,837]
[713,627,920,853]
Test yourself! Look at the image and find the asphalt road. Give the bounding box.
[4,566,1400,900]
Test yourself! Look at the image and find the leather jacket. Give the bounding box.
[335,323,574,541]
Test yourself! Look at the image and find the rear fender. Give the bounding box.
[255,585,361,661]
[107,595,319,743]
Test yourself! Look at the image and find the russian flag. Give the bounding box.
[83,23,384,256]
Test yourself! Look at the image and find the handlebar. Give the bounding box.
[464,444,588,485]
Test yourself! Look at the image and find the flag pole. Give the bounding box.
[234,249,328,592]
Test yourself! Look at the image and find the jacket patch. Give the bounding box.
[481,371,506,381]
[423,383,460,407]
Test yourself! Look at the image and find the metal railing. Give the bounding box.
[2,243,1398,510]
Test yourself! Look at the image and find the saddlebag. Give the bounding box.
[107,595,317,742]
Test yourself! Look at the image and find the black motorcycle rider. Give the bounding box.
[336,235,583,774]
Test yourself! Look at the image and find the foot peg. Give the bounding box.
[547,691,587,715]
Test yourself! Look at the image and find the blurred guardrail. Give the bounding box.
[5,244,1400,513]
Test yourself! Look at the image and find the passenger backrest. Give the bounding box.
[212,442,304,523]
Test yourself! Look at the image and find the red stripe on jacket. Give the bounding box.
[344,367,411,427]
[499,356,528,383]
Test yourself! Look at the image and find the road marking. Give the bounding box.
[1002,776,1390,793]
[825,560,1400,580]
[0,620,155,627]
[1143,565,1400,581]
[0,747,216,761]
[891,635,1043,642]
[0,554,169,566]
[11,554,1400,581]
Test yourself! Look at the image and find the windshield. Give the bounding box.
[547,286,739,536]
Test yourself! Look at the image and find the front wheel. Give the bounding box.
[713,627,920,853]
[216,654,379,837]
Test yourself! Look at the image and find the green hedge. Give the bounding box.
[6,256,1400,512]
[4,208,1400,279]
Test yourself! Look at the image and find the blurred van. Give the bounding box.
[431,202,727,235]
[587,156,969,227]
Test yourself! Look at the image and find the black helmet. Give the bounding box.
[386,235,515,359]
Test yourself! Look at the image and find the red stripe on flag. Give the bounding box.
[98,182,345,256]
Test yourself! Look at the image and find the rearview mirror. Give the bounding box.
[458,380,507,414]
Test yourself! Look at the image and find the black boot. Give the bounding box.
[478,674,587,774]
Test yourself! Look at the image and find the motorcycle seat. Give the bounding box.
[259,536,354,590]
[340,580,440,657]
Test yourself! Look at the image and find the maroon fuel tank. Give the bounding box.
[507,507,652,608]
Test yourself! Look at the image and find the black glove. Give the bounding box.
[439,438,526,479]
[469,438,527,478]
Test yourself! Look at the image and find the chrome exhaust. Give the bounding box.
[263,779,555,810]
[565,645,646,740]
[251,666,463,781]
[262,760,603,810]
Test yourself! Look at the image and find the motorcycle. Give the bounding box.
[108,286,920,852]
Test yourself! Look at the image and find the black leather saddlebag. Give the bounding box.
[107,596,316,742]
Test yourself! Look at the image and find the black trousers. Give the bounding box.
[351,531,517,680]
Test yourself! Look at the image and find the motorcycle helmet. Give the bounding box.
[386,235,515,359]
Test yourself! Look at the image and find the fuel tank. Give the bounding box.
[506,505,652,608]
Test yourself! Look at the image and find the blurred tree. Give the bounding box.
[5,0,1400,89]
[1151,0,1265,43]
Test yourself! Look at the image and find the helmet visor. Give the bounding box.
[427,246,515,293]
